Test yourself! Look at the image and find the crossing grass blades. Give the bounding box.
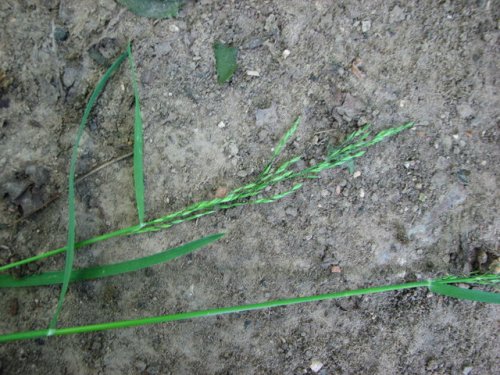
[0,44,498,343]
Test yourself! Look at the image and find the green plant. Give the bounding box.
[0,45,497,344]
[213,41,238,83]
[0,274,498,343]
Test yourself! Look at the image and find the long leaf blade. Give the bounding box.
[48,51,129,334]
[127,42,146,225]
[2,274,498,343]
[0,234,223,288]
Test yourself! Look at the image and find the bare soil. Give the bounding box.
[0,1,499,374]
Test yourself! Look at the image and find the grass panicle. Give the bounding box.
[0,119,414,273]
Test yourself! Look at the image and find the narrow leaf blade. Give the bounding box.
[49,50,129,333]
[127,43,146,225]
[0,234,223,288]
[429,283,500,304]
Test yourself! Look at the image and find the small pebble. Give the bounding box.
[54,26,69,42]
[335,185,342,195]
[217,121,226,128]
[359,188,365,198]
[282,49,291,59]
[331,265,342,273]
[310,359,324,373]
[215,187,228,198]
[246,70,260,77]
[361,20,371,32]
[169,24,180,32]
[353,171,361,178]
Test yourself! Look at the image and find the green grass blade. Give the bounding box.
[0,233,223,288]
[48,51,129,334]
[2,274,496,343]
[213,42,238,84]
[127,42,146,225]
[429,282,500,304]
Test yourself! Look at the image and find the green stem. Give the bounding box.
[0,275,495,343]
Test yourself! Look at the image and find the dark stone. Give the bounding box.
[54,27,69,42]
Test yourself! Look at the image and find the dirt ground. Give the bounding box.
[0,0,499,374]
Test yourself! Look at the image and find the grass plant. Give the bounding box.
[0,45,497,343]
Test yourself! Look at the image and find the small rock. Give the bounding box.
[245,38,263,49]
[227,143,239,156]
[135,361,147,372]
[359,188,365,198]
[54,26,69,42]
[214,187,228,198]
[217,121,226,128]
[246,70,260,77]
[456,103,474,119]
[335,185,342,195]
[456,169,470,185]
[62,67,80,88]
[282,49,291,59]
[285,207,298,217]
[155,41,171,56]
[237,170,248,178]
[265,14,276,31]
[336,94,365,120]
[389,5,406,23]
[255,105,277,127]
[310,359,324,373]
[361,20,371,32]
[169,24,180,32]
[331,265,342,273]
[462,366,473,375]
[353,170,361,178]
[442,136,453,152]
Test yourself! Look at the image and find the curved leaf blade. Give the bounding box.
[0,234,223,288]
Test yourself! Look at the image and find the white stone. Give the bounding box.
[246,70,260,77]
[362,20,371,32]
[282,49,291,59]
[310,359,323,373]
[217,121,226,128]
